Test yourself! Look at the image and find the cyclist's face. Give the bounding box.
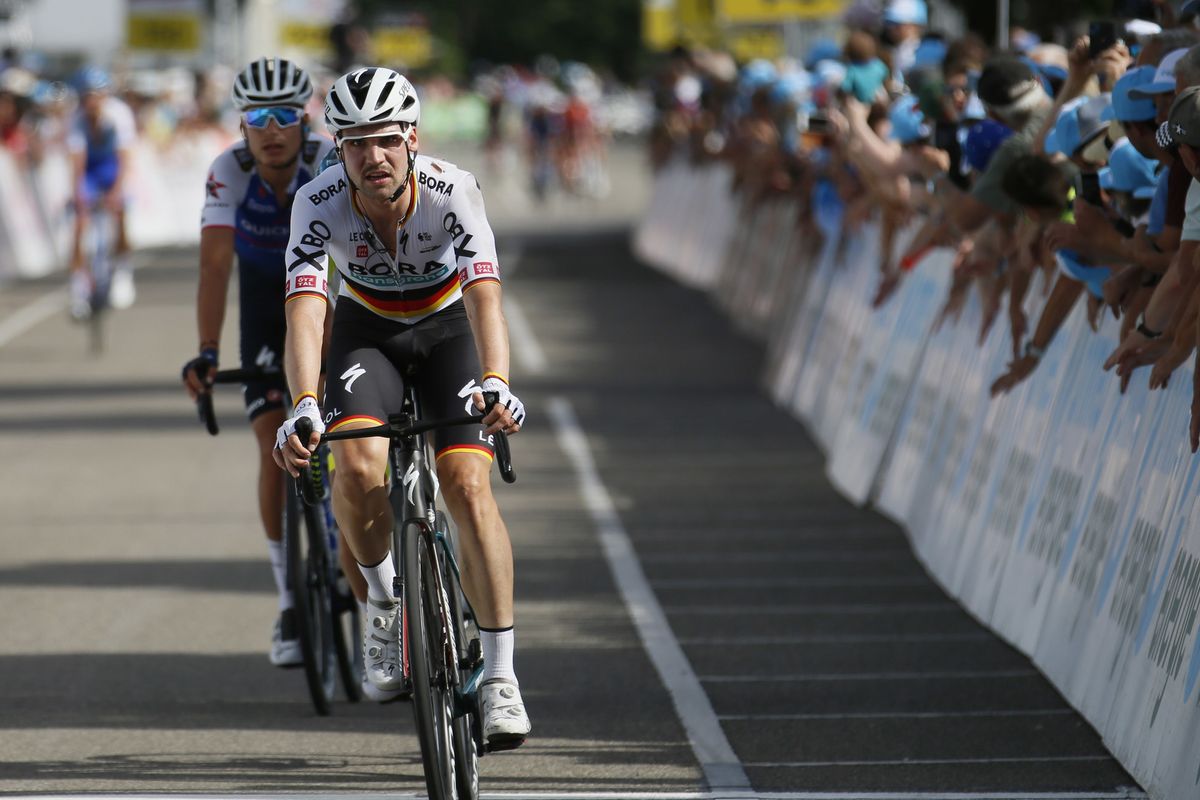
[339,122,418,202]
[241,108,306,170]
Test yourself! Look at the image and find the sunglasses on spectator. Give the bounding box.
[243,106,303,129]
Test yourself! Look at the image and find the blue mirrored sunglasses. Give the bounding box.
[243,106,302,129]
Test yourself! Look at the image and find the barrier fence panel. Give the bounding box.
[633,165,1200,799]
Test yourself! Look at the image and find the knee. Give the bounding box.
[333,450,385,499]
[439,462,490,512]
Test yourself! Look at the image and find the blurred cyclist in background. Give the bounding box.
[180,57,335,669]
[67,67,137,319]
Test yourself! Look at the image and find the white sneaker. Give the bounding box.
[479,678,531,751]
[269,608,303,667]
[109,266,136,309]
[364,597,405,691]
[69,272,91,321]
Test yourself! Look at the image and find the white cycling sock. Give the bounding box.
[358,600,368,624]
[480,626,517,684]
[359,555,397,603]
[267,540,292,610]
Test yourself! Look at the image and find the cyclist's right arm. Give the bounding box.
[184,150,243,399]
[183,228,235,399]
[275,191,333,474]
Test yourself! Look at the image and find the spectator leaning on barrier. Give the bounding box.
[1105,46,1200,385]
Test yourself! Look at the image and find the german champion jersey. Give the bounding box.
[284,154,501,324]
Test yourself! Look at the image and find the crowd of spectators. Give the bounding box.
[650,0,1200,451]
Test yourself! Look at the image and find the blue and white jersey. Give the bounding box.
[67,96,137,185]
[200,133,335,284]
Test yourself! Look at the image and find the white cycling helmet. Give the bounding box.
[325,67,420,136]
[232,57,313,110]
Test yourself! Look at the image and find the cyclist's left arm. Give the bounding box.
[455,174,523,433]
[108,100,137,201]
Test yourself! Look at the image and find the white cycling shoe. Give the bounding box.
[363,597,405,692]
[109,267,136,309]
[479,678,531,751]
[269,608,303,667]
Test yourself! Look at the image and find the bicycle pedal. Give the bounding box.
[484,734,527,753]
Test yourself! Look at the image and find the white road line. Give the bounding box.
[701,669,1039,683]
[662,604,960,615]
[718,708,1075,721]
[548,395,750,792]
[9,792,1148,800]
[744,755,1116,768]
[0,288,64,349]
[678,633,992,645]
[504,295,547,375]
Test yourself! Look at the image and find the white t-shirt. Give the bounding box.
[1181,178,1200,242]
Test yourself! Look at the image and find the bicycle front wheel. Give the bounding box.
[285,481,338,715]
[404,519,458,799]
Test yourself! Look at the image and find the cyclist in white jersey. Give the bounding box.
[274,67,532,747]
[181,58,337,669]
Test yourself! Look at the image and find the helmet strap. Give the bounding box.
[388,142,417,203]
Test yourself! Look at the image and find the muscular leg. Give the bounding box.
[437,452,514,629]
[250,410,286,542]
[114,206,130,257]
[330,433,393,567]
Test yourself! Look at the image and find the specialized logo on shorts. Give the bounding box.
[341,363,366,393]
[296,275,317,288]
[473,261,495,276]
[357,244,369,258]
[255,345,276,368]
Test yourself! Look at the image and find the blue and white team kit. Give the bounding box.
[201,133,334,419]
[68,96,137,204]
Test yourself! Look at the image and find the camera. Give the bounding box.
[1088,21,1122,58]
[1077,172,1104,206]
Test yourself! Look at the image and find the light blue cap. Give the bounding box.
[883,0,927,26]
[1045,94,1111,156]
[889,95,930,144]
[1099,137,1159,198]
[1103,66,1158,122]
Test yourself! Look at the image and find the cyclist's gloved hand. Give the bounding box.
[181,348,218,401]
[273,395,325,476]
[472,376,526,434]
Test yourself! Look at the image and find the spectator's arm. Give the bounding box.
[991,275,1087,395]
[1149,288,1200,390]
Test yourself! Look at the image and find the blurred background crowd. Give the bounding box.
[12,0,1200,443]
[649,0,1200,450]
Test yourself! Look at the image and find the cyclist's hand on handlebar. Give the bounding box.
[181,348,218,401]
[272,395,325,476]
[471,376,526,435]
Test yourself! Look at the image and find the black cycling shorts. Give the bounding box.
[323,299,495,462]
[239,271,287,422]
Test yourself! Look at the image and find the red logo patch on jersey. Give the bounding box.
[321,279,328,294]
[296,275,317,289]
[473,261,495,276]
[357,245,368,258]
[206,171,225,199]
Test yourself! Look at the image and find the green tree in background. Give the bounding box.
[353,0,643,80]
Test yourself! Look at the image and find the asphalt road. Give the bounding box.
[0,141,1148,799]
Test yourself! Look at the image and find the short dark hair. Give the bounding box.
[1002,153,1068,210]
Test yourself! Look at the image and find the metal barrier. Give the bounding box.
[636,159,1200,800]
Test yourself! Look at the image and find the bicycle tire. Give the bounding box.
[438,515,480,800]
[333,564,362,703]
[404,519,457,799]
[285,481,337,715]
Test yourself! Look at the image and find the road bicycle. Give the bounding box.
[80,203,116,354]
[296,382,516,800]
[194,365,361,715]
